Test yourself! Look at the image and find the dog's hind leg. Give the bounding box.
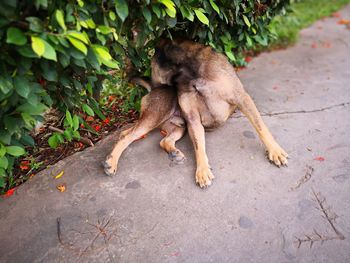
[159,119,186,164]
[237,92,288,167]
[104,120,157,176]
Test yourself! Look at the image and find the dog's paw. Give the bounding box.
[196,166,215,188]
[266,144,288,167]
[103,155,118,176]
[168,150,186,164]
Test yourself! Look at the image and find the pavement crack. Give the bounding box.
[233,101,350,118]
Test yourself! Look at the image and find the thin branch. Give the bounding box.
[48,126,94,146]
[312,189,345,240]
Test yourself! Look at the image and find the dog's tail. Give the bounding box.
[130,77,152,92]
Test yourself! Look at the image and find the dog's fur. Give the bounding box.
[104,39,288,188]
[151,39,288,187]
[104,79,186,176]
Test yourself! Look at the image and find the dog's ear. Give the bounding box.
[163,43,186,65]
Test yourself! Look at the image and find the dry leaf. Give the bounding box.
[56,184,66,192]
[55,170,64,179]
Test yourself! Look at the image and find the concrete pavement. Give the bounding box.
[1,5,350,263]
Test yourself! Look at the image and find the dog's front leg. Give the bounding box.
[238,92,288,166]
[187,114,214,187]
[179,96,214,187]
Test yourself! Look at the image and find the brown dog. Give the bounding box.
[104,78,186,176]
[150,39,288,187]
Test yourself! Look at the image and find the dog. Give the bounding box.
[103,78,186,177]
[150,39,288,187]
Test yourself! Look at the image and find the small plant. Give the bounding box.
[48,111,81,149]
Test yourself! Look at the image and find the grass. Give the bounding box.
[269,0,350,48]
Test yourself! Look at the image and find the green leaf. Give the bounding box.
[48,134,59,148]
[72,130,80,140]
[97,25,112,35]
[4,116,19,135]
[63,129,72,142]
[142,7,152,24]
[100,58,119,69]
[42,40,57,61]
[14,76,30,98]
[0,76,13,95]
[20,134,35,146]
[72,115,79,131]
[17,45,38,58]
[194,9,209,26]
[92,45,112,61]
[6,27,27,45]
[82,104,94,116]
[109,11,116,21]
[0,156,8,169]
[209,0,220,14]
[6,146,25,156]
[159,0,176,18]
[243,15,251,28]
[0,144,6,157]
[65,110,73,126]
[17,102,48,115]
[0,132,11,145]
[67,36,87,55]
[31,36,45,57]
[26,17,44,32]
[115,0,129,22]
[0,174,6,188]
[21,112,36,128]
[55,10,67,31]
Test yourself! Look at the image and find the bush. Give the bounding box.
[0,0,290,191]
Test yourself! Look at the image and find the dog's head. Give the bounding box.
[151,39,199,88]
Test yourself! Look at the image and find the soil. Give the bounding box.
[12,96,139,191]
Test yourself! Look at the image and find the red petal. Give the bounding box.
[4,188,16,197]
[314,156,325,162]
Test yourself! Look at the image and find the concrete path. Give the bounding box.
[1,6,350,263]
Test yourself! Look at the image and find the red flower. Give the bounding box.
[86,116,94,122]
[314,156,325,162]
[102,118,110,125]
[3,188,16,197]
[19,160,30,171]
[93,124,101,132]
[245,56,252,63]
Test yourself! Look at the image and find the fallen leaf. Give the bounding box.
[322,42,331,48]
[337,19,350,25]
[86,116,94,122]
[108,95,116,102]
[245,56,252,63]
[102,118,110,125]
[311,43,317,49]
[55,170,64,179]
[314,156,325,162]
[92,124,101,132]
[273,86,279,90]
[134,134,147,141]
[56,184,66,192]
[3,188,16,197]
[20,165,30,171]
[332,12,341,18]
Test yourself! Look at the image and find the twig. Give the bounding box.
[295,190,345,248]
[48,126,94,146]
[312,189,345,240]
[290,165,314,191]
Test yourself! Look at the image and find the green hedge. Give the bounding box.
[0,0,290,191]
